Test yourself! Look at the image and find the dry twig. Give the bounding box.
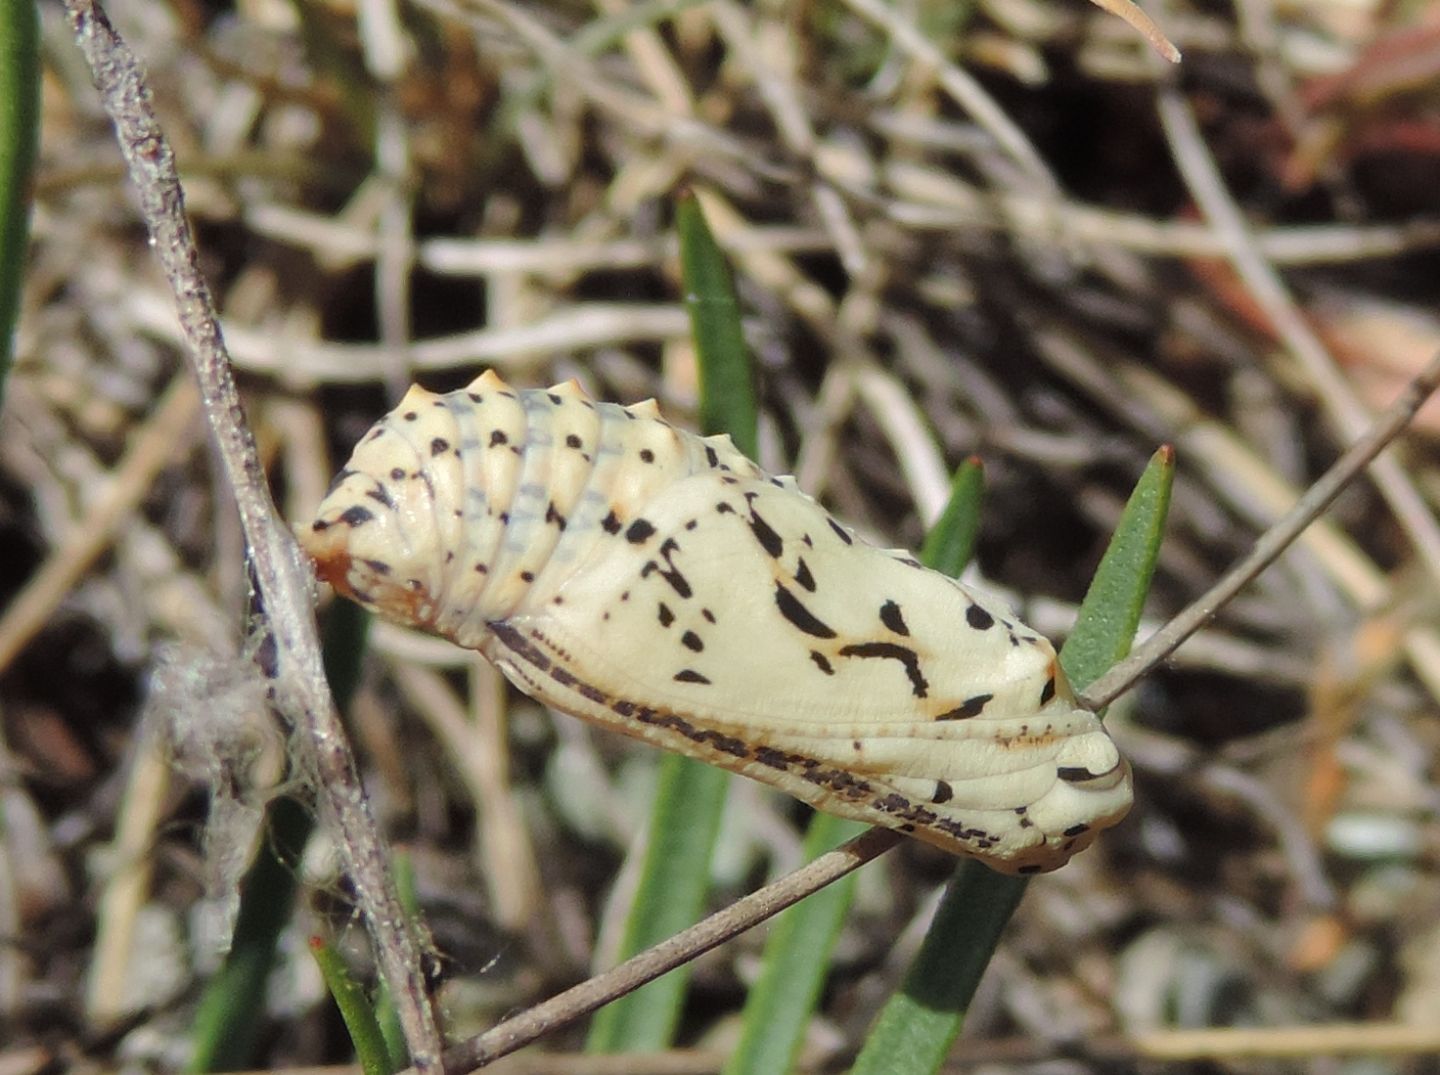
[60,1,442,1066]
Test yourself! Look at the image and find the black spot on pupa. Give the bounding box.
[852,740,862,751]
[966,605,995,631]
[827,517,853,545]
[1040,677,1056,705]
[338,505,375,527]
[897,557,922,569]
[775,584,837,638]
[770,477,784,488]
[802,533,814,548]
[1063,823,1091,837]
[360,559,391,575]
[937,693,993,720]
[566,434,583,449]
[474,562,488,573]
[403,411,418,421]
[1057,766,1101,783]
[365,487,394,509]
[681,631,703,652]
[602,510,623,535]
[716,502,736,515]
[389,467,406,481]
[489,430,509,447]
[748,510,783,558]
[685,520,698,530]
[809,651,834,675]
[546,502,567,530]
[658,603,675,627]
[430,437,450,456]
[879,599,909,636]
[547,392,562,405]
[674,670,711,684]
[702,609,715,623]
[839,642,927,697]
[468,392,483,403]
[794,558,816,592]
[639,448,656,463]
[520,571,535,582]
[626,519,656,544]
[932,780,954,803]
[499,512,510,524]
[641,540,693,599]
[704,445,719,467]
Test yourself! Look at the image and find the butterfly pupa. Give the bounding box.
[301,369,1132,874]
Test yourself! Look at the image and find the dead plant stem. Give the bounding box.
[60,2,442,1067]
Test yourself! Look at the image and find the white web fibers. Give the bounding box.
[146,643,288,951]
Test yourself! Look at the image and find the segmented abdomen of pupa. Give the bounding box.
[303,369,1133,872]
[302,370,763,647]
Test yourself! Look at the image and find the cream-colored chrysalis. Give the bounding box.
[301,370,1132,874]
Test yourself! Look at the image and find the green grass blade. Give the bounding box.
[586,193,756,1052]
[724,458,986,1075]
[849,863,1026,1074]
[678,190,758,457]
[0,0,40,410]
[1061,446,1176,692]
[722,812,869,1075]
[850,447,1174,1074]
[186,795,311,1072]
[585,758,731,1050]
[919,458,985,578]
[310,936,396,1075]
[373,852,419,1071]
[189,603,370,1071]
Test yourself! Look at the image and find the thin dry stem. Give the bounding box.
[440,827,902,1073]
[1155,83,1440,594]
[60,2,442,1066]
[1081,351,1440,711]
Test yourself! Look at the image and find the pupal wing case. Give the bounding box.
[302,370,1132,873]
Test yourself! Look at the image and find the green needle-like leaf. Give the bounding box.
[724,458,986,1075]
[850,447,1173,1074]
[0,0,40,410]
[919,458,985,578]
[1062,446,1176,693]
[679,190,758,458]
[310,936,396,1075]
[587,192,756,1052]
